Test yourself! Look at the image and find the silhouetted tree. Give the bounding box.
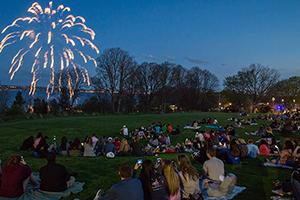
[7,91,25,115]
[33,98,48,115]
[224,64,279,112]
[96,48,136,113]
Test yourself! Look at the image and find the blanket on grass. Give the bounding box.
[184,125,201,130]
[263,162,294,170]
[202,186,246,200]
[0,173,84,200]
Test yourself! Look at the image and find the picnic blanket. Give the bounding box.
[205,125,220,129]
[184,125,201,130]
[263,162,294,170]
[202,186,246,200]
[0,173,84,200]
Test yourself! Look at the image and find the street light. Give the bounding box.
[272,97,275,102]
[229,103,232,106]
[281,99,285,103]
[293,99,296,103]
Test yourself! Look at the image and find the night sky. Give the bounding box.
[1,0,300,86]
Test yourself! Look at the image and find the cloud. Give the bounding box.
[184,57,209,65]
[142,54,158,61]
[161,56,175,62]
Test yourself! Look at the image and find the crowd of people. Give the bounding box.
[95,151,234,200]
[0,153,75,198]
[0,112,300,199]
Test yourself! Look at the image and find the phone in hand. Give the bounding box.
[137,159,143,166]
[20,156,26,165]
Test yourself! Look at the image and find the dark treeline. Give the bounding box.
[1,48,300,116]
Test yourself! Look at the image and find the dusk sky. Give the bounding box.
[1,0,300,86]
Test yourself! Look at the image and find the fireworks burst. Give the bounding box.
[0,1,99,98]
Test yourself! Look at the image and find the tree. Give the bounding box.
[184,67,219,111]
[48,99,60,115]
[268,76,300,107]
[0,84,9,113]
[58,87,71,112]
[33,98,48,115]
[56,67,85,107]
[7,91,25,115]
[135,62,162,111]
[96,48,136,113]
[224,64,280,111]
[81,96,111,114]
[168,64,187,109]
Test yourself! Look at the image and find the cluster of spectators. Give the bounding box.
[4,112,300,199]
[0,153,74,198]
[96,150,236,200]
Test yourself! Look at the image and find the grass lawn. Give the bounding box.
[0,112,295,200]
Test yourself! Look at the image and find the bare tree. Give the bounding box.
[96,48,136,113]
[184,67,219,110]
[56,67,85,107]
[224,64,280,111]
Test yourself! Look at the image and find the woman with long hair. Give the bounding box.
[139,160,168,200]
[177,155,201,199]
[119,138,131,156]
[83,137,96,157]
[163,160,181,200]
[0,155,34,198]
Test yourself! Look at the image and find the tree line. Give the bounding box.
[1,47,300,115]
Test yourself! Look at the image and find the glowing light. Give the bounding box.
[0,1,99,98]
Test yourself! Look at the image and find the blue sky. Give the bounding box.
[1,0,300,86]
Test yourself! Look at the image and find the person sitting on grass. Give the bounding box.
[0,155,35,198]
[59,136,70,156]
[135,159,168,200]
[104,137,116,158]
[246,139,260,158]
[98,163,144,200]
[163,160,181,200]
[293,146,300,167]
[69,138,83,157]
[259,139,270,157]
[131,136,144,156]
[118,138,131,156]
[271,140,295,166]
[203,148,225,183]
[40,153,75,193]
[113,137,121,153]
[177,155,201,200]
[83,136,96,157]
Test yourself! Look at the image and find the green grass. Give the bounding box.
[0,112,294,199]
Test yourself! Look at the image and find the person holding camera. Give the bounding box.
[97,162,143,200]
[135,159,168,200]
[0,155,34,198]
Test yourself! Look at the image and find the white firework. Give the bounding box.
[0,1,99,98]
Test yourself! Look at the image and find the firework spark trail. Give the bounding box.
[0,1,99,98]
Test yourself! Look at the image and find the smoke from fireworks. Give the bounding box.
[0,1,99,98]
